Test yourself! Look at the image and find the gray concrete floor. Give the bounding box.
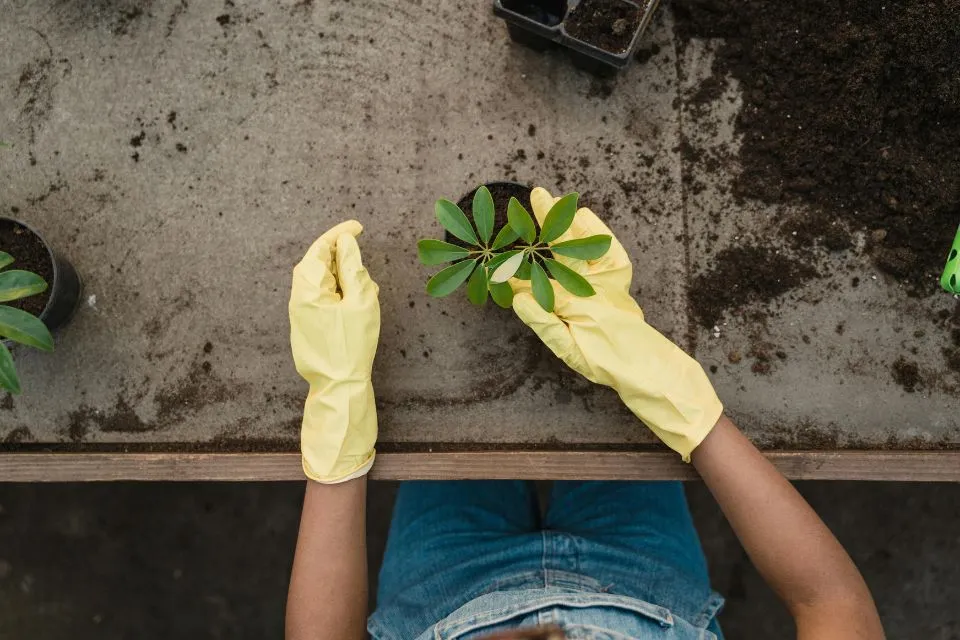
[2,0,958,450]
[0,480,957,639]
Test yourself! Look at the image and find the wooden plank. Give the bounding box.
[0,451,958,482]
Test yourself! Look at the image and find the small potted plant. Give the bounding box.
[0,218,82,393]
[417,183,612,311]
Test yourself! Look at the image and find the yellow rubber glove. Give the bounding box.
[289,220,380,483]
[512,188,722,461]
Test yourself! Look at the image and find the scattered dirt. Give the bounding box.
[67,396,153,441]
[0,220,53,317]
[155,359,231,423]
[564,0,642,53]
[891,357,921,393]
[782,211,853,253]
[691,245,818,327]
[0,395,12,411]
[673,0,960,292]
[2,427,33,443]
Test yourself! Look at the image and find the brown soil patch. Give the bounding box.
[674,0,960,292]
[691,245,818,328]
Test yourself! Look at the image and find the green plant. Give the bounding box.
[0,252,53,394]
[417,186,612,312]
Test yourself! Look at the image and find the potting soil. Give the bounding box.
[673,0,960,293]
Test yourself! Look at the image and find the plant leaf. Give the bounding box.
[417,239,472,266]
[435,199,479,245]
[0,270,48,303]
[544,258,595,297]
[466,263,489,305]
[485,249,522,272]
[507,197,536,244]
[0,305,53,351]
[0,252,13,270]
[0,342,19,394]
[472,186,494,245]
[489,281,514,308]
[530,261,554,312]
[515,258,532,280]
[550,235,612,260]
[425,259,477,298]
[490,251,525,283]
[539,192,579,244]
[491,224,519,250]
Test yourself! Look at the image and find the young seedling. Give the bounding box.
[0,252,54,394]
[417,186,612,312]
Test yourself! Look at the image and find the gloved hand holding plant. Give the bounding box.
[418,186,723,461]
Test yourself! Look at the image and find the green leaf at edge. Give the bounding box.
[539,192,579,244]
[417,239,472,266]
[466,263,489,305]
[0,252,13,270]
[550,234,612,261]
[544,258,595,297]
[0,305,53,351]
[530,261,554,312]
[491,224,519,250]
[435,199,479,245]
[472,186,495,246]
[0,342,20,394]
[489,281,514,309]
[507,197,536,244]
[425,259,477,298]
[0,270,48,303]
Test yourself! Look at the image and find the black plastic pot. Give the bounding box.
[446,181,532,246]
[0,218,82,333]
[493,0,661,72]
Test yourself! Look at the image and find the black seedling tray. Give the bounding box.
[493,0,660,71]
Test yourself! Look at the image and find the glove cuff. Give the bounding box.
[303,449,376,484]
[299,379,378,483]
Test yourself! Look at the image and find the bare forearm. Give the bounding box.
[692,416,883,639]
[286,478,368,640]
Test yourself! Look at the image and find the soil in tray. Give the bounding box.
[673,0,960,293]
[0,220,52,317]
[565,0,643,53]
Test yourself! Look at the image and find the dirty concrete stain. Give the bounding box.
[64,357,247,443]
[3,427,34,444]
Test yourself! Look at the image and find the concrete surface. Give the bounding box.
[0,0,957,449]
[0,480,957,639]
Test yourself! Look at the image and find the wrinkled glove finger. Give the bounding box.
[530,187,631,292]
[514,290,591,378]
[336,233,379,302]
[292,220,364,303]
[304,220,363,262]
[529,186,561,226]
[566,206,631,277]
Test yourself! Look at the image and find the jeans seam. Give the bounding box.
[541,530,548,588]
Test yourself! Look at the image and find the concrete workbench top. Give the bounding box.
[1,0,957,453]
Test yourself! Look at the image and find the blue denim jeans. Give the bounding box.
[368,481,724,640]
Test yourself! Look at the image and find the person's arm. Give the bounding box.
[286,478,368,640]
[285,220,381,639]
[692,416,884,639]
